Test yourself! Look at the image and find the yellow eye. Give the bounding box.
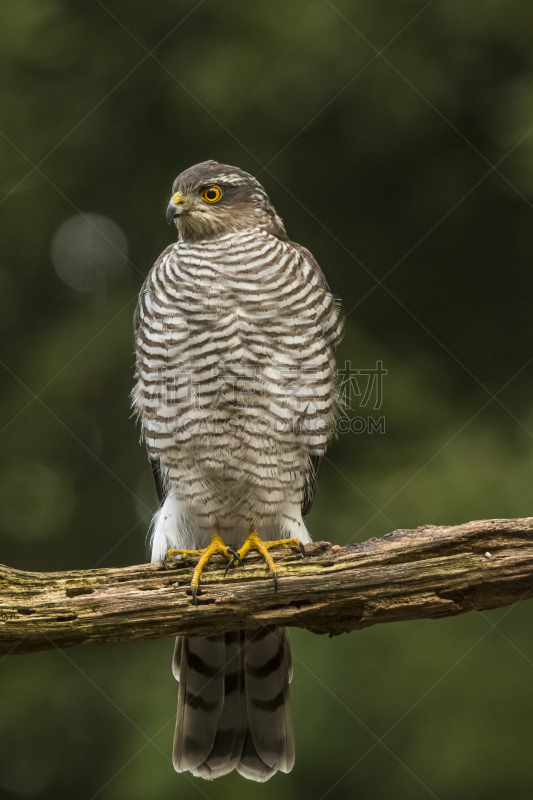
[201,185,222,203]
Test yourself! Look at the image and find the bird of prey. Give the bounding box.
[132,160,343,781]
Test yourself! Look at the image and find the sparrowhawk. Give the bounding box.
[132,161,343,781]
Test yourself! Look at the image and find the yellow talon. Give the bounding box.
[167,523,232,604]
[232,528,303,592]
[167,547,203,559]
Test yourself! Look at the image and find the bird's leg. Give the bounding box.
[225,526,305,592]
[167,521,232,604]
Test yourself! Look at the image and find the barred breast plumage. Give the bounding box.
[134,227,341,551]
[132,160,342,782]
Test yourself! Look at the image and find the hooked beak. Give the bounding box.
[166,191,186,224]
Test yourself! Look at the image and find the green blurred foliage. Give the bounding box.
[2,0,533,798]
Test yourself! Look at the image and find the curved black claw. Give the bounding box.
[224,558,235,577]
[299,542,306,556]
[224,549,243,577]
[191,586,197,606]
[228,548,243,566]
[273,572,278,593]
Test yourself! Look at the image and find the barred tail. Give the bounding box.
[172,627,295,781]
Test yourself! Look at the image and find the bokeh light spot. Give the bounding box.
[51,213,128,293]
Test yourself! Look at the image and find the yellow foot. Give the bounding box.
[225,528,305,592]
[167,523,232,605]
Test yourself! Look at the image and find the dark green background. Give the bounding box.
[2,1,533,798]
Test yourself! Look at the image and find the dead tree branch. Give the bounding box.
[2,516,533,656]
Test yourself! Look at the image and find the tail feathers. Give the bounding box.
[172,637,182,681]
[194,630,247,780]
[172,626,294,781]
[236,727,277,782]
[172,634,226,773]
[243,626,295,774]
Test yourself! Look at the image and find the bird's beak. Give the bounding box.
[166,191,186,224]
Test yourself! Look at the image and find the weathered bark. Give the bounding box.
[2,516,533,656]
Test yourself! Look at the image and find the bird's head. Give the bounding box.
[166,161,287,241]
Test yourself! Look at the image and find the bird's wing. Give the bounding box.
[289,241,344,350]
[133,247,176,507]
[289,242,344,517]
[150,457,166,505]
[301,453,322,519]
